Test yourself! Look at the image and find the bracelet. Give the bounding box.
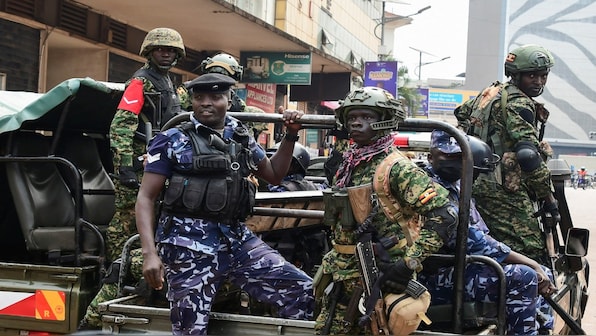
[284,133,299,142]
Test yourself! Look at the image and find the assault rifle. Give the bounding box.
[356,241,429,335]
[355,240,389,335]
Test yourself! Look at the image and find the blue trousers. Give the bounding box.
[418,263,553,335]
[158,234,314,335]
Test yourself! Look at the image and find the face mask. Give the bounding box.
[435,160,462,182]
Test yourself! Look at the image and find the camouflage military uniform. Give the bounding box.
[314,135,452,335]
[81,64,190,329]
[455,82,552,262]
[420,168,554,334]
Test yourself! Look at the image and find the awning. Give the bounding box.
[320,101,340,110]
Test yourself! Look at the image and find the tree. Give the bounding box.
[397,65,421,117]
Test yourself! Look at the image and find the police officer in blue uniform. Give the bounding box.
[134,73,314,335]
[420,130,556,335]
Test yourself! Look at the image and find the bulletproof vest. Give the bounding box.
[162,122,256,222]
[134,67,181,139]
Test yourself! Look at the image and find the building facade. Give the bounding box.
[1,0,405,148]
[465,0,596,147]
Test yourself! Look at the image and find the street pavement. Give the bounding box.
[561,186,595,334]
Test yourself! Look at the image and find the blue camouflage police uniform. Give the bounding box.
[418,130,554,335]
[144,109,313,334]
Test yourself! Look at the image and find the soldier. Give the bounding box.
[314,87,458,335]
[454,44,559,264]
[135,73,314,335]
[420,130,556,335]
[79,27,189,330]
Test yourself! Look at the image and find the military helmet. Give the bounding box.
[504,44,554,77]
[266,142,311,175]
[469,136,500,174]
[139,28,185,59]
[244,105,269,134]
[200,53,244,81]
[335,86,406,131]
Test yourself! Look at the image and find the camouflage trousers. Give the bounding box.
[418,263,554,335]
[106,181,139,262]
[473,180,546,263]
[314,278,365,335]
[158,236,314,335]
[81,248,144,327]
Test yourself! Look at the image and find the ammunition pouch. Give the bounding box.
[384,290,432,335]
[347,183,373,224]
[500,151,521,192]
[322,188,356,230]
[163,173,255,222]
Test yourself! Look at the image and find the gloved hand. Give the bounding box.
[542,196,561,222]
[118,166,139,189]
[378,259,414,294]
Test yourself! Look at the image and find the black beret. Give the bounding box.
[185,73,236,93]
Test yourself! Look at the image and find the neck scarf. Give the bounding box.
[335,134,395,188]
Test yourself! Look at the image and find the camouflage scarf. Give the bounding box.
[335,134,394,188]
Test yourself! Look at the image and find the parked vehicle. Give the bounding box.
[0,79,589,335]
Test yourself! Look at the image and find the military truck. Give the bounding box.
[0,78,589,335]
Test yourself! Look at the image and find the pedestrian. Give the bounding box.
[314,86,458,335]
[454,44,560,264]
[79,27,189,330]
[135,73,314,335]
[420,130,556,335]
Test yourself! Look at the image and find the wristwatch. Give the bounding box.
[404,257,421,271]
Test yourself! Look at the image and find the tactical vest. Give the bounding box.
[372,150,422,246]
[463,82,529,190]
[134,67,181,138]
[162,122,256,222]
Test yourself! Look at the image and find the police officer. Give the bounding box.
[79,27,189,330]
[314,87,458,335]
[454,44,559,264]
[199,53,245,112]
[200,53,268,138]
[420,130,556,335]
[135,73,314,335]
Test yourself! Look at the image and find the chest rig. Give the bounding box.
[134,67,182,140]
[162,122,256,223]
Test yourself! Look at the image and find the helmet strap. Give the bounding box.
[148,54,177,73]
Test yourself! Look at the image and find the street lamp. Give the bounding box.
[410,46,450,80]
[376,3,431,60]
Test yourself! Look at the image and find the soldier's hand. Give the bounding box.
[378,259,413,294]
[143,252,164,291]
[119,166,140,189]
[543,196,561,222]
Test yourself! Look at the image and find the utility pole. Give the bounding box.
[376,3,431,60]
